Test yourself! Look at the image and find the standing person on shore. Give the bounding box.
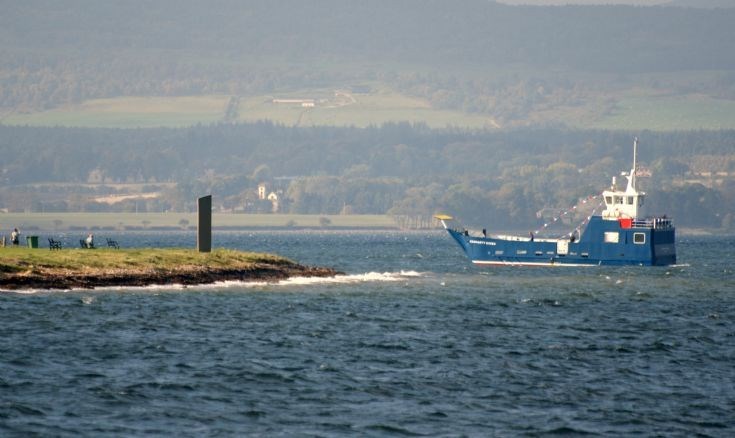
[85,233,94,249]
[11,228,20,246]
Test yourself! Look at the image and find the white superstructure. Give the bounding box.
[601,138,645,220]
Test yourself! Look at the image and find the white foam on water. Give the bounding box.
[179,270,425,289]
[99,283,190,292]
[397,270,422,277]
[276,270,423,286]
[0,288,49,295]
[160,272,420,290]
[1,271,425,293]
[1,283,191,294]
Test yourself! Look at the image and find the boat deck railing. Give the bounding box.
[494,234,556,243]
[633,217,674,229]
[458,229,556,243]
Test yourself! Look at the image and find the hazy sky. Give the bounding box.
[496,0,669,5]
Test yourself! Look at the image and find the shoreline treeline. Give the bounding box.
[1,124,733,230]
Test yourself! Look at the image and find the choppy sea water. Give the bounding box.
[2,230,734,436]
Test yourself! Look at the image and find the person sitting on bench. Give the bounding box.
[85,233,95,249]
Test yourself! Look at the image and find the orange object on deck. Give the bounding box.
[618,218,632,229]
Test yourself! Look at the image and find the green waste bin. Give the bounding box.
[26,235,39,248]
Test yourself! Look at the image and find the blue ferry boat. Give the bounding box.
[437,139,676,267]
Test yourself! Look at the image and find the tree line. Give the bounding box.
[1,123,733,229]
[2,0,734,117]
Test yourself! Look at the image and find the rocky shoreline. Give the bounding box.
[1,263,341,291]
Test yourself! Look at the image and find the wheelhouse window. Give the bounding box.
[604,232,619,243]
[605,196,613,205]
[614,196,623,204]
[627,196,634,205]
[633,233,646,244]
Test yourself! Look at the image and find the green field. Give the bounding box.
[2,96,230,128]
[4,88,734,131]
[586,94,735,131]
[237,91,499,129]
[2,90,498,130]
[0,213,397,232]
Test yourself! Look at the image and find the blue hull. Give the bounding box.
[447,216,676,267]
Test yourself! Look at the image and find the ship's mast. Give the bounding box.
[628,137,638,192]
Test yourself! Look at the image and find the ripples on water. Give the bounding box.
[1,231,734,436]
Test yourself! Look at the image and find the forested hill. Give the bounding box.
[2,0,734,111]
[2,123,733,185]
[1,124,733,229]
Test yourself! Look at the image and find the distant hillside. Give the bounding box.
[1,0,733,126]
[1,124,733,228]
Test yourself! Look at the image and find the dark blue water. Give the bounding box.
[2,231,734,436]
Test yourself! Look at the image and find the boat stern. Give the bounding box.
[651,221,676,266]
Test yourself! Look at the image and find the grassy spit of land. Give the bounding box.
[0,247,340,290]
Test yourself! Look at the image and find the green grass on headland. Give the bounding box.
[0,245,342,290]
[0,247,292,275]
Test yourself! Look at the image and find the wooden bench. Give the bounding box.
[48,238,62,250]
[106,238,120,249]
